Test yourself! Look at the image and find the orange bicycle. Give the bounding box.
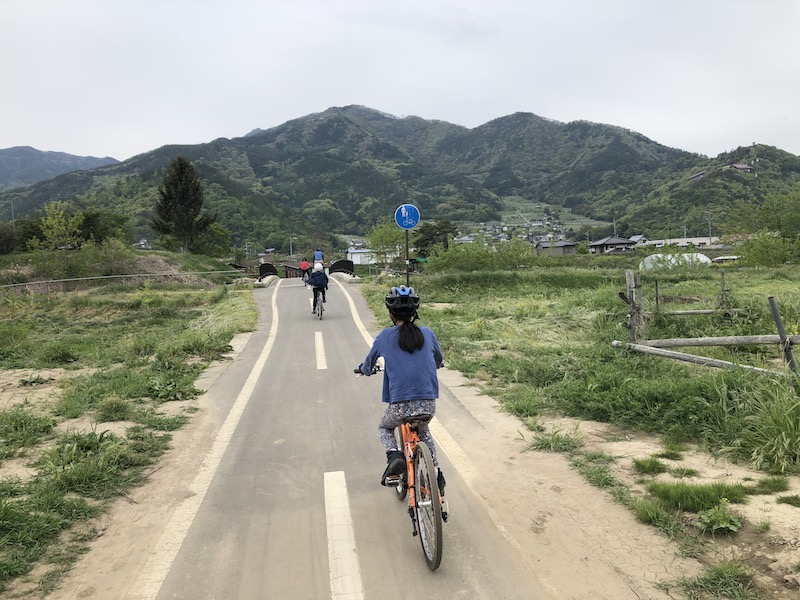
[355,365,447,570]
[385,414,447,570]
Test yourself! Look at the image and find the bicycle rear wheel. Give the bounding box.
[394,427,407,501]
[413,441,443,570]
[316,293,323,320]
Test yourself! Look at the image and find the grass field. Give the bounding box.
[364,263,800,471]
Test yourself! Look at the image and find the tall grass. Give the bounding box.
[364,259,800,473]
[730,379,800,473]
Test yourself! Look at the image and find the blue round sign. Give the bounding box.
[394,204,420,230]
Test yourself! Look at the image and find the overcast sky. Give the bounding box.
[2,0,799,161]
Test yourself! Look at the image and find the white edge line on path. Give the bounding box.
[331,277,373,348]
[126,279,283,600]
[324,471,365,600]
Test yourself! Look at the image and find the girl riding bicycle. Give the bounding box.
[356,286,446,494]
[306,262,328,313]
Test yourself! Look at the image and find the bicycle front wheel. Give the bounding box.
[414,441,443,570]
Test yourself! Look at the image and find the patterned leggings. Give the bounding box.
[378,399,438,466]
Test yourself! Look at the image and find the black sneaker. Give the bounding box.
[381,450,405,485]
[437,469,446,497]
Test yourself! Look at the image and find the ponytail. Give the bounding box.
[395,310,424,352]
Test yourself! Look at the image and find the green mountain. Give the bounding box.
[0,146,118,193]
[2,106,799,250]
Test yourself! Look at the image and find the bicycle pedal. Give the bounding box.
[383,475,401,487]
[441,499,450,522]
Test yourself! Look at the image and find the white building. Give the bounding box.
[346,248,376,265]
[640,236,720,248]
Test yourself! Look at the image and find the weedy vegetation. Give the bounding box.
[0,253,256,594]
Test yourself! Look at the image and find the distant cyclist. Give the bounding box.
[306,262,328,313]
[313,247,324,264]
[299,257,310,283]
[356,286,445,494]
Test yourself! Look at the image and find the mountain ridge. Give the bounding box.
[0,146,118,193]
[1,106,799,250]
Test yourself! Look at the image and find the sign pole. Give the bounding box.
[394,203,420,288]
[405,229,410,287]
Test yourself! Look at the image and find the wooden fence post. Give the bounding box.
[654,279,660,313]
[625,270,636,341]
[721,270,730,308]
[768,296,797,373]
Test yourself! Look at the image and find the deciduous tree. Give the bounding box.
[39,201,84,250]
[366,218,404,269]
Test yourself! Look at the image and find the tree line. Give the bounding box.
[2,155,799,269]
[0,157,230,258]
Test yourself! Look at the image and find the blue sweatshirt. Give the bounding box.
[360,325,443,403]
[307,271,328,289]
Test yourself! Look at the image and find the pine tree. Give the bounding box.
[152,156,212,252]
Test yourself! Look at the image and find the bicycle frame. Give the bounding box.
[398,421,420,526]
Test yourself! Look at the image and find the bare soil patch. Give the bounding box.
[540,416,800,597]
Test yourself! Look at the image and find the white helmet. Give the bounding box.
[313,262,323,272]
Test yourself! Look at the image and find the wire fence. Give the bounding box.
[0,270,247,293]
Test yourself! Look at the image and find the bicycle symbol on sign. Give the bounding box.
[395,204,420,230]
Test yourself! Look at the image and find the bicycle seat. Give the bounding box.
[403,414,433,428]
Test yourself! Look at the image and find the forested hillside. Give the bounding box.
[0,147,118,192]
[2,105,799,251]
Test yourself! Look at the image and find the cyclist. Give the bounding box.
[300,257,310,283]
[356,286,446,494]
[306,262,328,313]
[313,247,324,264]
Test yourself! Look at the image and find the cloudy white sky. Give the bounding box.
[2,0,799,161]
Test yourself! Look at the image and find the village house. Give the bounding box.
[589,235,637,254]
[534,240,578,257]
[346,247,377,265]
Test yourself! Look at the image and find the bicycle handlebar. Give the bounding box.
[354,364,382,375]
